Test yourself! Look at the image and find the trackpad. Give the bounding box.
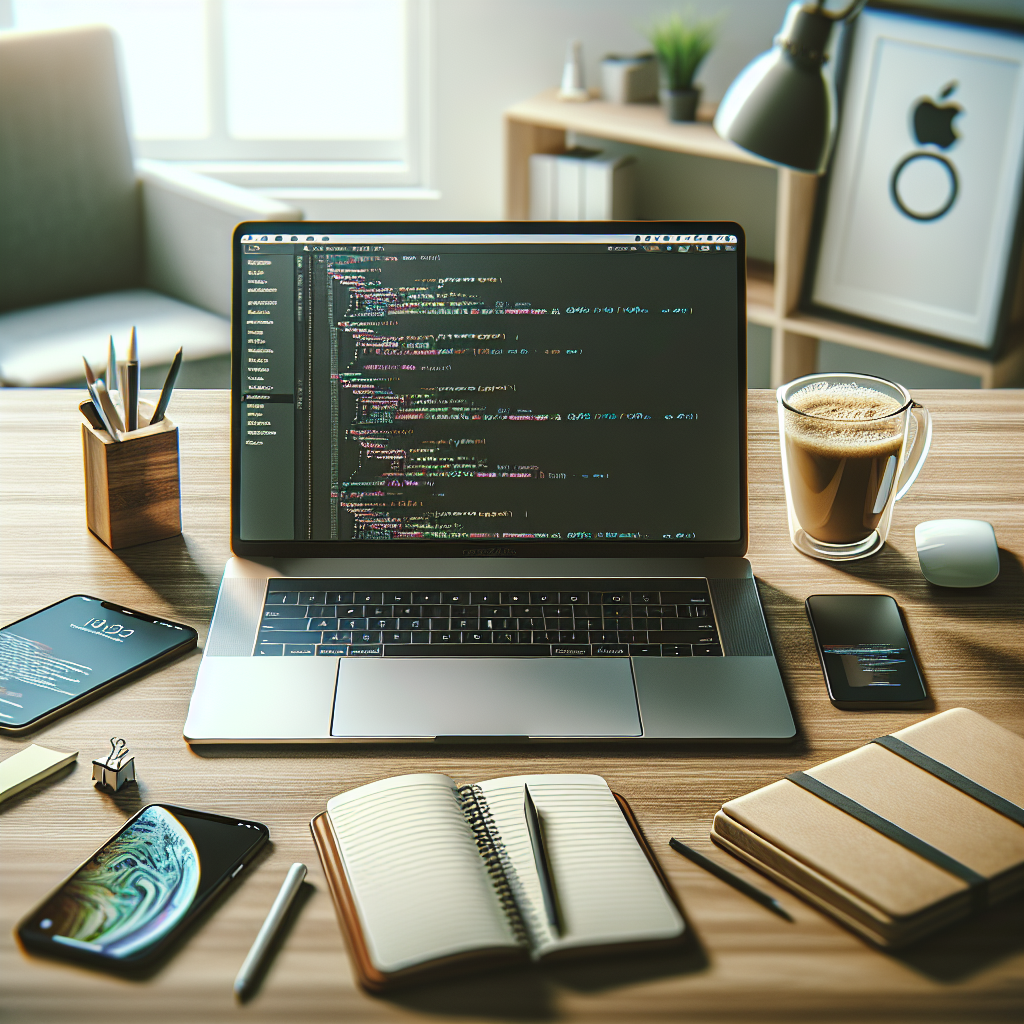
[331,658,641,738]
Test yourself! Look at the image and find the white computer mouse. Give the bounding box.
[915,519,1000,588]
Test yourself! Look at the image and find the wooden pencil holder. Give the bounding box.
[82,409,182,550]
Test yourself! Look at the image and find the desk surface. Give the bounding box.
[1,388,1021,1023]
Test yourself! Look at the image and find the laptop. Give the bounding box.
[183,220,796,743]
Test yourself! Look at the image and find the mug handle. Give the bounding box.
[894,402,932,501]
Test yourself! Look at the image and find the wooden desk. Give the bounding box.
[1,388,1021,1023]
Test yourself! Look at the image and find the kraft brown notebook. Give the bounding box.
[310,773,686,992]
[712,708,1024,947]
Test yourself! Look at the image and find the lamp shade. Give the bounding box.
[714,2,837,173]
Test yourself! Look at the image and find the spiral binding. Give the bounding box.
[457,783,531,948]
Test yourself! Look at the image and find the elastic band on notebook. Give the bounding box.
[871,735,1024,827]
[786,771,986,896]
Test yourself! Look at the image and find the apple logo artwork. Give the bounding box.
[890,81,962,222]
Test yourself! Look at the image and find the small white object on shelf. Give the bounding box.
[529,149,635,220]
[558,40,589,102]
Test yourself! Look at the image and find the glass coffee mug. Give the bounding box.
[777,373,932,561]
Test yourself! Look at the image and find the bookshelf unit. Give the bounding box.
[504,90,1024,388]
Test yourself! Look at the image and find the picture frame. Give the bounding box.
[808,5,1024,353]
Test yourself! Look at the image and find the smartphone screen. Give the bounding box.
[805,594,928,707]
[17,804,268,966]
[0,595,197,731]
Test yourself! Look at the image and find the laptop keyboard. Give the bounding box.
[255,579,722,658]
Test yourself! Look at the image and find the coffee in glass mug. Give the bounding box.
[777,373,932,561]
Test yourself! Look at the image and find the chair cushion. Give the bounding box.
[0,289,229,386]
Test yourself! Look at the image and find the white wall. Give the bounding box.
[295,0,792,222]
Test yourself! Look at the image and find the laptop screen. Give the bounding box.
[232,222,746,557]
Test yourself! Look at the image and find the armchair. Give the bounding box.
[0,25,301,386]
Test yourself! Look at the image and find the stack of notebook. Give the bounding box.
[712,708,1024,946]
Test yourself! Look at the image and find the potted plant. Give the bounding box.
[647,13,718,122]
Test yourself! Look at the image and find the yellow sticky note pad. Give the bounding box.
[0,744,77,804]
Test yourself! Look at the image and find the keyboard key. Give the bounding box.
[367,606,390,618]
[398,617,427,629]
[502,592,529,604]
[316,645,348,656]
[590,630,618,642]
[411,631,430,644]
[349,645,382,657]
[263,593,290,605]
[393,605,420,617]
[603,607,631,619]
[661,645,692,656]
[442,591,470,605]
[480,617,514,630]
[602,592,628,604]
[326,591,353,604]
[262,606,308,619]
[560,591,588,604]
[284,643,316,656]
[693,606,709,617]
[517,616,544,629]
[558,630,589,643]
[693,644,723,656]
[619,630,648,644]
[431,632,459,643]
[354,591,383,604]
[384,591,411,604]
[631,591,659,605]
[340,618,368,630]
[452,617,479,630]
[463,631,491,643]
[629,644,661,656]
[574,617,601,629]
[322,631,354,643]
[651,630,712,643]
[308,605,337,619]
[662,592,705,604]
[421,605,447,617]
[297,592,325,605]
[533,631,558,643]
[428,618,451,630]
[413,591,441,604]
[369,618,397,630]
[256,643,283,656]
[258,630,319,645]
[385,644,550,657]
[384,631,412,644]
[354,632,382,644]
[308,618,338,631]
[551,644,590,656]
[472,592,501,604]
[593,643,628,656]
[531,592,558,604]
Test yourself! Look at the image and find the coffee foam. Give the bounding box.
[785,383,903,457]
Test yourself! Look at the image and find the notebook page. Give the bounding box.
[473,774,684,957]
[327,773,521,973]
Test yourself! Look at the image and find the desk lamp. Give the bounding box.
[713,0,865,172]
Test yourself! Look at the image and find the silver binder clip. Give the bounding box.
[92,737,136,792]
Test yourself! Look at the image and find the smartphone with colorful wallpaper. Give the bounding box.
[0,594,197,733]
[17,804,269,969]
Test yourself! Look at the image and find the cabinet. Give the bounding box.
[504,91,1024,388]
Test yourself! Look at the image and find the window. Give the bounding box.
[8,0,426,187]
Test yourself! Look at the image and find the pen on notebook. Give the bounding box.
[234,862,307,1000]
[524,784,562,935]
[125,326,139,432]
[79,399,105,431]
[668,838,793,921]
[150,346,182,425]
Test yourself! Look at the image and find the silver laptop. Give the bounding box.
[183,220,796,743]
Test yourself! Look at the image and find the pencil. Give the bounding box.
[668,838,793,921]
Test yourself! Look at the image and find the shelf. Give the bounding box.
[504,90,769,167]
[504,91,1024,387]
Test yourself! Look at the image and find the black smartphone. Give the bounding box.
[17,804,269,969]
[805,594,928,710]
[0,595,198,733]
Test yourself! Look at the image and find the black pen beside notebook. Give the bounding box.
[310,773,686,992]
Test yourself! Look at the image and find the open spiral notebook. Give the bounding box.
[310,773,687,991]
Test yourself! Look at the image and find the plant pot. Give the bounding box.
[660,87,700,122]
